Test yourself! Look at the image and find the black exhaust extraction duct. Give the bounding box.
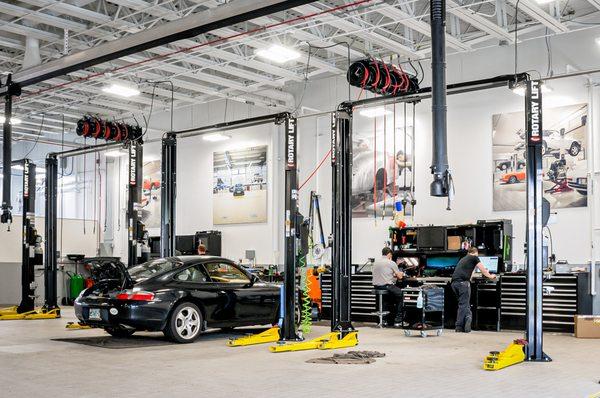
[429,0,453,204]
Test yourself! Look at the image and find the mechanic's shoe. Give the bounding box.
[464,316,472,333]
[455,327,464,333]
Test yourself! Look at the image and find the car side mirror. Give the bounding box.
[249,274,259,286]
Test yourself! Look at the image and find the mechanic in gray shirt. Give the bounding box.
[372,247,405,326]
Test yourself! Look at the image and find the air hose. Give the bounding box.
[298,254,313,335]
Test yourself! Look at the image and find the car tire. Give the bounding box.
[164,302,203,344]
[508,176,518,184]
[104,326,135,338]
[541,141,548,155]
[569,142,581,157]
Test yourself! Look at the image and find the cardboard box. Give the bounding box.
[447,236,461,251]
[574,315,600,338]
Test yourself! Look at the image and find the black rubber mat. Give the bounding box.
[53,335,174,349]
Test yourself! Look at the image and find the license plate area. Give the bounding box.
[89,308,101,320]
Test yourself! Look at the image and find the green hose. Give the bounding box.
[298,255,313,335]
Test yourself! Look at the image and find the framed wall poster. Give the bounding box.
[492,103,588,211]
[213,145,268,225]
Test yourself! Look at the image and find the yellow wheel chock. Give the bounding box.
[483,339,527,371]
[66,321,92,330]
[227,326,281,347]
[269,331,358,353]
[0,308,61,321]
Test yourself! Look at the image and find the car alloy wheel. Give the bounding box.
[508,176,518,184]
[569,142,581,156]
[175,306,201,340]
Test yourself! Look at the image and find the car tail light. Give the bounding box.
[116,290,155,301]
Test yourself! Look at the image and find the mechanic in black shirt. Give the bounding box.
[451,247,496,333]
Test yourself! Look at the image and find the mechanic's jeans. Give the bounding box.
[451,281,471,329]
[384,284,404,324]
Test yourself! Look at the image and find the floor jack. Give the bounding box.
[483,339,527,371]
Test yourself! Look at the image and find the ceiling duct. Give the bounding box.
[429,0,452,200]
[22,36,41,69]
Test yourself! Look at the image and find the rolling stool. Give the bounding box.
[370,288,390,328]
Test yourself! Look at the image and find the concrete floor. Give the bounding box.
[1,308,599,398]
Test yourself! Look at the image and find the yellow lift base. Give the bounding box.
[66,321,92,330]
[227,326,281,347]
[269,331,358,353]
[483,339,527,371]
[0,306,18,316]
[0,308,61,321]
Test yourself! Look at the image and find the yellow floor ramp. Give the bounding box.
[0,308,61,321]
[227,326,281,347]
[269,331,358,353]
[483,339,527,371]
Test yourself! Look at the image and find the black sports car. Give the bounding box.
[74,256,280,343]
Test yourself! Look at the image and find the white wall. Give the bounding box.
[113,26,600,266]
[288,26,600,266]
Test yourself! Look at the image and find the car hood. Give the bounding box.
[84,257,134,289]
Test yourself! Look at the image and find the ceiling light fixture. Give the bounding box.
[104,150,127,158]
[256,45,301,64]
[511,83,552,96]
[202,133,231,142]
[102,83,140,98]
[0,116,22,125]
[359,107,393,118]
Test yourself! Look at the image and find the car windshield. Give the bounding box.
[128,258,182,280]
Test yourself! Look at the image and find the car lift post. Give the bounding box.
[280,115,302,342]
[0,159,43,318]
[18,160,40,313]
[160,132,177,258]
[42,154,61,317]
[127,141,144,267]
[524,80,551,362]
[269,109,358,352]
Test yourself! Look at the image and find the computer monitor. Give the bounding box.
[426,256,460,270]
[417,227,446,250]
[176,235,197,255]
[477,256,499,273]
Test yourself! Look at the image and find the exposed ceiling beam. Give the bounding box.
[2,0,320,92]
[506,0,569,33]
[447,0,515,42]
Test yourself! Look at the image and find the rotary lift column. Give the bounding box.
[330,107,355,337]
[42,154,60,315]
[524,80,551,362]
[160,132,177,258]
[17,159,42,313]
[127,141,144,267]
[280,115,302,341]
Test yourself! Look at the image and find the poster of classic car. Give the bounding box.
[492,103,588,211]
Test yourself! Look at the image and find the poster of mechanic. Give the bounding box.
[212,145,268,225]
[352,116,414,218]
[140,160,161,229]
[492,103,587,211]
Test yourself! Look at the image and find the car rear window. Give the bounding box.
[129,258,182,280]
